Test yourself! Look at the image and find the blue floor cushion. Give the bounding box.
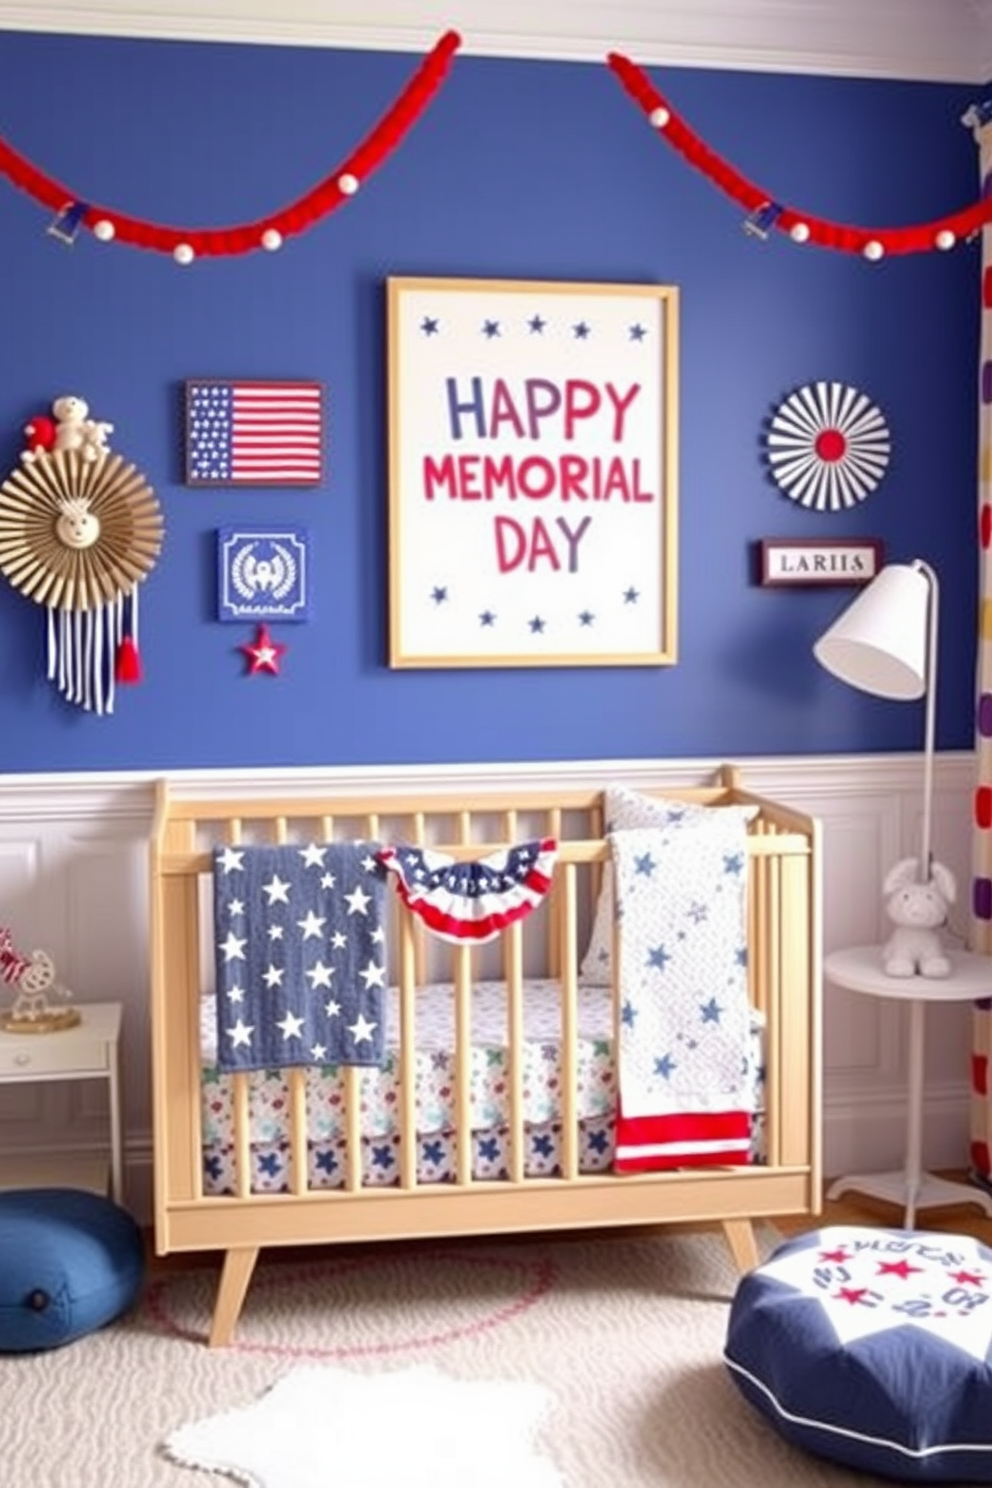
[725,1225,992,1481]
[0,1187,145,1352]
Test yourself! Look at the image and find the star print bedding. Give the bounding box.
[212,841,387,1071]
[199,978,767,1193]
[610,814,753,1173]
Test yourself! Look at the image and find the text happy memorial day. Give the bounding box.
[390,283,673,661]
[426,375,653,572]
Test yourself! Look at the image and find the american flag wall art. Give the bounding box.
[185,379,325,486]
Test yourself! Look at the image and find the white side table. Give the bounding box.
[825,946,992,1228]
[0,1001,124,1202]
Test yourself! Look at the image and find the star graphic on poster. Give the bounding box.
[240,623,287,675]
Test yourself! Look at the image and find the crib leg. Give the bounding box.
[721,1219,759,1274]
[208,1246,260,1348]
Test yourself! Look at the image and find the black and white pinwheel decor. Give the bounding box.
[765,381,891,512]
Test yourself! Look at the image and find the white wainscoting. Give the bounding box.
[0,751,980,1223]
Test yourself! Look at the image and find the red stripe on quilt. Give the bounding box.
[614,1107,752,1173]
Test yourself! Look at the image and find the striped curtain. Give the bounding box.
[970,107,992,1184]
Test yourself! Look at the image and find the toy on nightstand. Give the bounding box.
[881,857,956,979]
[0,926,79,1032]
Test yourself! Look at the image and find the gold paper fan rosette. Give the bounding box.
[0,449,163,611]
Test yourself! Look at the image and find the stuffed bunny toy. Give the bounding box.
[881,856,956,978]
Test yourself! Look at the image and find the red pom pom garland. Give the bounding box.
[1,31,460,262]
[607,50,990,259]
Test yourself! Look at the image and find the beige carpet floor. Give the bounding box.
[0,1226,894,1487]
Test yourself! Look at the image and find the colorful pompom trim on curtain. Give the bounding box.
[377,838,559,944]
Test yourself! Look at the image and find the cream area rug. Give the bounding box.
[0,1226,897,1487]
[164,1364,561,1487]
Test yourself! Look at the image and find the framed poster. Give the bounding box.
[387,277,679,668]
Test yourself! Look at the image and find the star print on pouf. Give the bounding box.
[240,623,286,675]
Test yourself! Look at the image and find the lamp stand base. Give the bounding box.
[827,1169,992,1230]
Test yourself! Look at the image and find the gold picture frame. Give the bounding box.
[387,276,679,668]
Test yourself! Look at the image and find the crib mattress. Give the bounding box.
[201,979,766,1188]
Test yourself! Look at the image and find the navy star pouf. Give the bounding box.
[725,1225,992,1482]
[0,1188,144,1352]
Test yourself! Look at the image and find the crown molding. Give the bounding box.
[0,1,990,82]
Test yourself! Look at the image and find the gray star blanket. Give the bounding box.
[212,841,387,1071]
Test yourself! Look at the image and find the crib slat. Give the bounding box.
[505,919,525,1185]
[233,1073,251,1200]
[749,825,767,1018]
[289,1070,308,1195]
[398,908,418,1189]
[778,850,817,1174]
[454,942,473,1186]
[409,812,428,989]
[267,813,310,1195]
[546,807,563,979]
[558,862,579,1181]
[345,1065,362,1190]
[221,818,254,1202]
[150,799,202,1232]
[764,848,782,1170]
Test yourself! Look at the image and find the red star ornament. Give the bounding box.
[240,623,287,676]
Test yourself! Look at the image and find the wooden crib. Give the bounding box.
[149,764,822,1346]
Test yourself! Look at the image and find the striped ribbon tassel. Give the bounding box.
[46,599,122,715]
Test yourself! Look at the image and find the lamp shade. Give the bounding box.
[813,562,929,701]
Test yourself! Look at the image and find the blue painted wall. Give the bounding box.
[0,30,980,770]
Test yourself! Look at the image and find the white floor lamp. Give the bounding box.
[813,557,938,882]
[812,558,992,1225]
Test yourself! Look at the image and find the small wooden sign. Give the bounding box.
[758,538,883,587]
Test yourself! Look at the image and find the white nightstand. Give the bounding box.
[0,1001,123,1202]
[825,946,992,1228]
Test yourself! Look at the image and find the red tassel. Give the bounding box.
[115,634,142,683]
